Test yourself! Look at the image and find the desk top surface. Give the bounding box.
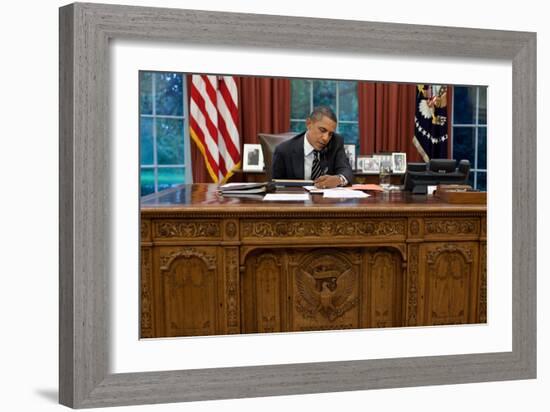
[140,184,486,216]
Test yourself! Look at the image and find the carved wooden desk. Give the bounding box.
[140,184,486,338]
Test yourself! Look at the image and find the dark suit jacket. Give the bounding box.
[271,132,354,183]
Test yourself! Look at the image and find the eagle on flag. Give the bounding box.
[412,84,449,162]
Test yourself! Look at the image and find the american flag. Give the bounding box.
[189,75,240,183]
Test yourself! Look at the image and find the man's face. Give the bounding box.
[305,115,337,151]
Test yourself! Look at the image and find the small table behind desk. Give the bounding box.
[140,184,487,338]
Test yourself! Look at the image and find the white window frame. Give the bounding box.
[290,79,359,145]
[451,85,487,190]
[140,71,192,196]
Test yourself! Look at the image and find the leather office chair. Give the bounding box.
[258,132,296,181]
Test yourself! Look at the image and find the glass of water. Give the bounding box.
[379,164,391,190]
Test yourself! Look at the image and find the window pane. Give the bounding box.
[338,81,358,122]
[452,126,476,166]
[140,117,154,165]
[478,86,487,125]
[453,86,476,124]
[139,72,153,115]
[291,79,311,119]
[154,72,183,116]
[158,167,185,191]
[140,168,155,197]
[156,118,184,165]
[477,127,487,169]
[290,121,304,133]
[337,122,359,147]
[476,171,487,191]
[312,80,336,109]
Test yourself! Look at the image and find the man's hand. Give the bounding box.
[314,175,341,189]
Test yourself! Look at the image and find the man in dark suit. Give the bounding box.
[272,106,354,188]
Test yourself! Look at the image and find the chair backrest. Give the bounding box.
[258,132,296,181]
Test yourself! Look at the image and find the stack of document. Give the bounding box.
[272,179,314,187]
[218,182,273,195]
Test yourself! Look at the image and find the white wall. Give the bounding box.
[0,1,546,411]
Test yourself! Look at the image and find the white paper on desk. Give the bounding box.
[263,193,310,201]
[322,188,370,198]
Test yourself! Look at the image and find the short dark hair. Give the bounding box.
[308,106,337,123]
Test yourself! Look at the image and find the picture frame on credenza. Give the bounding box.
[361,156,380,174]
[344,144,356,170]
[392,152,407,174]
[373,153,393,171]
[242,143,264,172]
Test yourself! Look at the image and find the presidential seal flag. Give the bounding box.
[190,75,241,183]
[412,84,449,162]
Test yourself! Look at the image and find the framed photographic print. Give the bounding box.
[373,153,393,171]
[356,155,369,173]
[362,156,380,174]
[392,152,407,174]
[344,144,356,170]
[59,2,536,408]
[243,143,264,172]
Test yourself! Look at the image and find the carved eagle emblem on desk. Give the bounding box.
[295,268,357,321]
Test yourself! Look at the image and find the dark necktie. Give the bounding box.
[311,150,321,180]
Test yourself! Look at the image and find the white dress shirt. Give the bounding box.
[303,133,317,180]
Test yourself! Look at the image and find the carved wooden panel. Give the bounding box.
[423,218,480,241]
[241,219,406,242]
[223,219,239,241]
[408,218,423,239]
[479,243,487,323]
[365,249,404,328]
[418,242,480,325]
[289,249,361,331]
[242,247,405,333]
[406,244,420,326]
[223,247,240,333]
[255,254,284,333]
[153,220,221,241]
[141,219,151,242]
[155,246,219,337]
[242,250,285,333]
[140,247,153,338]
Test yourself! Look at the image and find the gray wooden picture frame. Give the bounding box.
[59,2,536,408]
